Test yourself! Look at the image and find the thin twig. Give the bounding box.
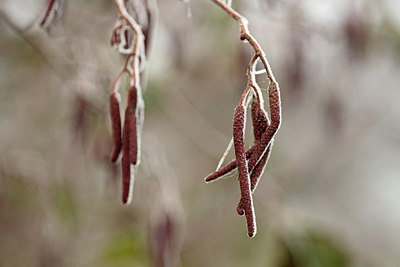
[113,0,145,89]
[211,0,279,99]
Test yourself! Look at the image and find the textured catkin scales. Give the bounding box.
[247,83,281,174]
[250,141,272,191]
[121,153,132,204]
[269,83,281,129]
[254,109,270,142]
[122,109,133,204]
[249,108,270,188]
[205,103,269,184]
[128,86,138,110]
[237,144,273,213]
[248,127,274,173]
[204,146,256,182]
[237,105,270,215]
[205,106,269,184]
[233,105,256,237]
[251,99,264,142]
[110,92,122,163]
[121,86,139,204]
[129,115,138,165]
[127,86,138,165]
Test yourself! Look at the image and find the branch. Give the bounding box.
[211,0,279,103]
[113,0,146,89]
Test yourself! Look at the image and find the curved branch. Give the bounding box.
[211,0,277,84]
[113,0,146,89]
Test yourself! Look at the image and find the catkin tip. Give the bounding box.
[248,228,257,238]
[128,86,138,110]
[204,177,212,183]
[122,196,132,205]
[236,205,244,216]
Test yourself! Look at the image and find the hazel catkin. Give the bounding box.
[233,105,256,237]
[110,92,122,163]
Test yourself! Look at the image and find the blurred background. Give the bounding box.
[1,0,400,266]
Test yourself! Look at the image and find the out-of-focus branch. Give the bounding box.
[0,9,66,82]
[113,0,145,89]
[110,0,156,204]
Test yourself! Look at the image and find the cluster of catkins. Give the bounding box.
[110,86,143,205]
[108,0,153,205]
[107,0,281,238]
[205,82,281,237]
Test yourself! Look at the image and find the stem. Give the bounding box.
[210,0,279,89]
[113,0,145,89]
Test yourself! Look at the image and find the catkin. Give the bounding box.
[110,92,122,163]
[204,146,255,182]
[121,153,132,204]
[237,105,270,215]
[251,99,263,142]
[250,141,272,191]
[249,107,270,190]
[127,86,138,165]
[247,83,281,174]
[128,114,138,165]
[122,108,132,204]
[233,105,256,237]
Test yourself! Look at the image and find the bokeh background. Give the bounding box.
[1,0,400,266]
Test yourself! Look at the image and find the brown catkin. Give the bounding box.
[255,109,270,142]
[129,113,138,165]
[247,83,281,174]
[237,143,273,215]
[269,83,281,130]
[204,146,256,183]
[251,99,263,142]
[121,152,132,204]
[250,142,272,191]
[249,109,270,187]
[122,108,132,204]
[233,105,256,237]
[128,86,138,110]
[237,106,270,215]
[110,92,122,163]
[126,86,138,165]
